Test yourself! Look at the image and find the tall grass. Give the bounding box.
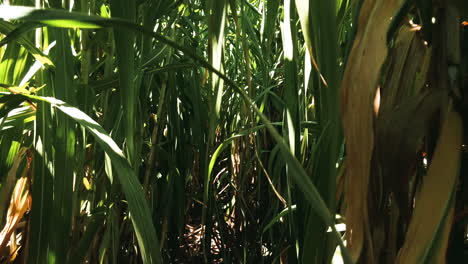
[0,0,466,263]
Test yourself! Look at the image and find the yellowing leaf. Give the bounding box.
[82,177,92,191]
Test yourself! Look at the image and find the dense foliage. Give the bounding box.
[0,0,467,263]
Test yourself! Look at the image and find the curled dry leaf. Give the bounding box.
[340,0,405,262]
[0,175,31,260]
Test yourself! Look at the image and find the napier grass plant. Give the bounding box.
[0,0,467,263]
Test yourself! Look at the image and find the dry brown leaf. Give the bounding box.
[0,175,31,260]
[340,0,405,262]
[0,148,28,220]
[396,107,462,264]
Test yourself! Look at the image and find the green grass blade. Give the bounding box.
[0,20,53,66]
[280,0,301,260]
[48,27,76,263]
[109,0,138,168]
[202,0,228,260]
[295,0,344,262]
[263,0,281,43]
